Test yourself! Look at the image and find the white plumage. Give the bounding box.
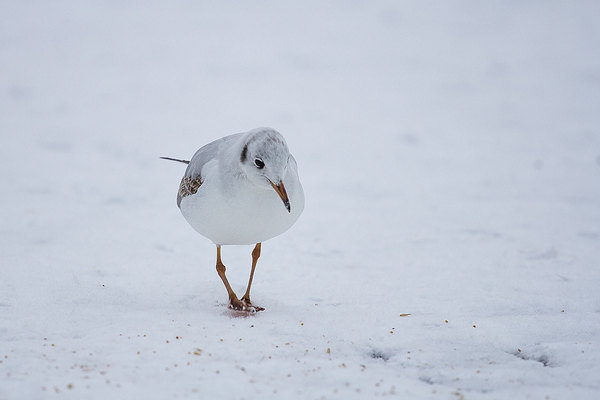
[179,128,304,245]
[164,127,304,312]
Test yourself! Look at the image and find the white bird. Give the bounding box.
[162,127,304,312]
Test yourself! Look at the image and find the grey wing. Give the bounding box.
[176,132,243,207]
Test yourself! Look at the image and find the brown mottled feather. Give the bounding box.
[177,175,203,207]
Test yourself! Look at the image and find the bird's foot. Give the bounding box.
[243,297,265,312]
[228,297,264,313]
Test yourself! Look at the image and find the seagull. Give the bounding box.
[162,127,304,312]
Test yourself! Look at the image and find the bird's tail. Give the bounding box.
[160,157,190,164]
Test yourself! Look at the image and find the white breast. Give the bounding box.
[180,162,304,245]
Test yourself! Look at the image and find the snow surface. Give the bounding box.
[1,1,600,399]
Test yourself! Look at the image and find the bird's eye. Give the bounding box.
[254,158,265,169]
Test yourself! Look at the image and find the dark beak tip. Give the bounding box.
[270,179,291,213]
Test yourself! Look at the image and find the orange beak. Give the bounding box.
[269,180,291,213]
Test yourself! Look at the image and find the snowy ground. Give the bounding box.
[2,1,600,399]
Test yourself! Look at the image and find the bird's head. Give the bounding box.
[239,128,292,212]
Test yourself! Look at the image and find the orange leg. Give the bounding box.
[215,245,262,312]
[216,246,244,310]
[241,243,263,311]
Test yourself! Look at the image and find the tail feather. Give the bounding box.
[160,157,190,164]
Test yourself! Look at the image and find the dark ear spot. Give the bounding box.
[240,144,248,163]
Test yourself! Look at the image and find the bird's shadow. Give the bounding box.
[220,305,264,318]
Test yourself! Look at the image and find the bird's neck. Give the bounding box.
[218,139,249,186]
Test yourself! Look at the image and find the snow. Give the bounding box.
[1,1,600,399]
